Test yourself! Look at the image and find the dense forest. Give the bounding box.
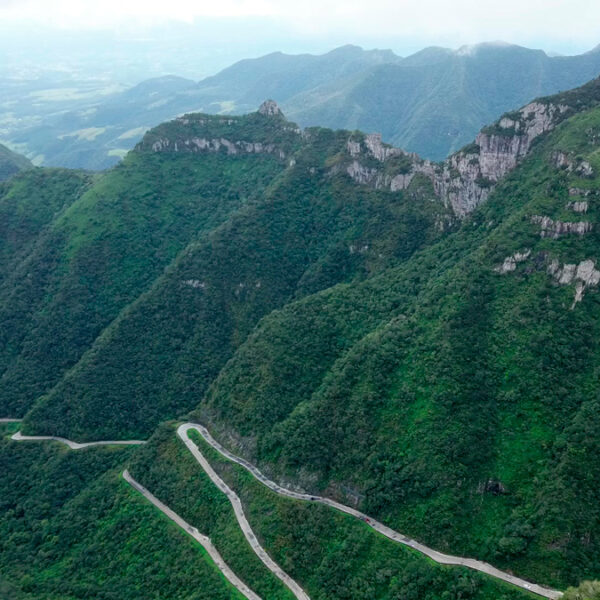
[2,78,600,596]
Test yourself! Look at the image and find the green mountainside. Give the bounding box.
[2,78,600,596]
[0,144,32,181]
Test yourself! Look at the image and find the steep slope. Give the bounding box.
[0,423,251,600]
[0,109,292,415]
[194,85,600,588]
[5,77,600,593]
[0,168,92,280]
[0,144,32,181]
[290,42,600,159]
[23,107,450,439]
[19,79,600,436]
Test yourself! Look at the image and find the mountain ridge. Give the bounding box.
[3,75,600,592]
[5,41,600,170]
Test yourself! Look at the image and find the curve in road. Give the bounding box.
[177,425,311,600]
[123,470,262,600]
[178,423,563,600]
[11,431,146,450]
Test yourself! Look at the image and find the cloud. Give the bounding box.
[0,0,598,53]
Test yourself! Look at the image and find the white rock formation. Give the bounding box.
[531,215,593,238]
[495,249,532,273]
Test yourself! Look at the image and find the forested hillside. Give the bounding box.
[2,78,600,596]
[0,144,32,181]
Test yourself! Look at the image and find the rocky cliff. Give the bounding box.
[340,99,576,217]
[140,82,600,219]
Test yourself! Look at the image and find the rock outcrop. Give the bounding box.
[567,201,589,213]
[340,100,572,217]
[150,136,288,159]
[531,216,593,238]
[495,250,532,273]
[258,99,283,117]
[547,258,600,307]
[552,151,594,177]
[145,97,580,219]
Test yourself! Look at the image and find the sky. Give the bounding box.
[0,0,598,81]
[0,0,599,53]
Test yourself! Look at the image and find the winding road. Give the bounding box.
[177,425,311,600]
[179,423,563,600]
[10,431,146,450]
[5,420,563,599]
[122,469,262,600]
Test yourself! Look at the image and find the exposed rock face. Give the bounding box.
[569,187,591,197]
[258,99,283,117]
[148,98,575,219]
[150,136,288,160]
[182,279,206,289]
[567,201,589,213]
[547,258,600,307]
[478,479,508,495]
[552,151,595,178]
[531,215,593,238]
[495,249,532,273]
[341,100,571,217]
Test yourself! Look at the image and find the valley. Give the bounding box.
[2,67,600,599]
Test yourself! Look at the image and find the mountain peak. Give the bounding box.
[455,41,516,56]
[258,99,283,117]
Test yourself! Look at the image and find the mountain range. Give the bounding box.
[3,42,600,170]
[2,67,600,598]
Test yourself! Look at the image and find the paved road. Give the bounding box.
[123,469,262,600]
[4,419,564,599]
[11,431,146,450]
[177,425,311,600]
[178,423,563,600]
[0,418,22,423]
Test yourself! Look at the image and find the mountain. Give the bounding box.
[3,42,600,170]
[0,144,32,181]
[3,75,600,596]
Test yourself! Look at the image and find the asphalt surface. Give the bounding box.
[177,425,311,600]
[11,431,146,449]
[5,420,564,599]
[123,469,262,600]
[179,423,563,600]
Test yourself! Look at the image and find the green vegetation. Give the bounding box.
[9,43,600,169]
[131,422,532,600]
[0,168,92,280]
[0,144,32,182]
[0,427,248,599]
[129,423,296,600]
[1,146,284,416]
[197,99,600,588]
[3,78,600,596]
[23,125,449,440]
[564,581,600,600]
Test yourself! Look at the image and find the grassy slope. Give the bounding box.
[130,422,533,600]
[0,146,284,416]
[197,105,600,588]
[23,128,448,440]
[0,424,247,600]
[0,168,92,281]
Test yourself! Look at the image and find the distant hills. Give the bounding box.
[0,143,31,181]
[3,42,600,169]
